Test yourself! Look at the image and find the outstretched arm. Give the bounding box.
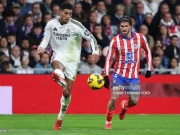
[37,21,51,54]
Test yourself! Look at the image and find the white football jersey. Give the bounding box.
[39,17,98,63]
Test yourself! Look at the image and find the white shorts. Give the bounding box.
[51,54,78,81]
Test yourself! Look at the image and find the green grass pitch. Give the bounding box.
[0,114,180,135]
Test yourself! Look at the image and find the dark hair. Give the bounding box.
[152,53,160,58]
[33,23,42,29]
[7,32,16,37]
[60,2,73,10]
[170,35,178,40]
[168,57,179,68]
[0,61,10,72]
[119,16,132,26]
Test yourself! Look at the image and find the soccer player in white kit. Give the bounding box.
[37,2,99,130]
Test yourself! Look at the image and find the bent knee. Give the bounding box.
[129,98,139,106]
[63,90,71,98]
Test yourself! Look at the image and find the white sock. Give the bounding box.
[54,69,65,79]
[57,95,71,120]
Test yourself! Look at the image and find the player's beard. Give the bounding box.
[122,30,130,37]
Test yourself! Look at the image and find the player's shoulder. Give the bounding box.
[46,17,59,24]
[69,18,85,29]
[133,32,144,38]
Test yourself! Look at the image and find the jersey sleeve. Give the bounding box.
[39,21,52,50]
[76,22,99,54]
[104,38,116,75]
[141,34,152,71]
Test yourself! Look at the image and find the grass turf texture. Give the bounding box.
[0,114,180,135]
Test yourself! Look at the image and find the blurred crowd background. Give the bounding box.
[0,0,180,75]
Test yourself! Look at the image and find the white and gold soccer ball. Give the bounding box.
[87,73,105,90]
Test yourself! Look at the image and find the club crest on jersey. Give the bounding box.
[134,43,140,49]
[66,28,70,33]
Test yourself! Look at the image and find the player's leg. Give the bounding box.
[51,60,67,88]
[54,78,74,130]
[119,78,140,120]
[53,62,78,130]
[105,73,123,129]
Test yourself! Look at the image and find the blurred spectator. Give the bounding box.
[141,0,158,16]
[173,5,180,24]
[7,32,17,49]
[0,61,13,74]
[139,24,154,49]
[156,25,170,49]
[151,53,165,74]
[0,10,18,36]
[20,38,30,56]
[154,46,168,68]
[123,0,135,16]
[94,1,107,24]
[34,52,51,74]
[0,2,4,21]
[17,14,34,44]
[101,15,118,41]
[165,35,180,60]
[81,40,92,62]
[40,0,53,15]
[25,23,43,46]
[150,2,169,38]
[155,40,163,47]
[79,53,101,74]
[130,16,137,32]
[168,57,180,74]
[159,12,179,37]
[161,0,180,15]
[0,50,5,57]
[51,4,60,18]
[18,0,32,16]
[41,12,52,29]
[104,0,116,16]
[27,0,42,3]
[133,2,145,31]
[143,13,153,35]
[93,24,109,49]
[0,37,10,56]
[0,55,9,64]
[29,45,40,67]
[80,0,92,14]
[111,4,125,26]
[16,54,33,74]
[72,2,87,23]
[83,11,97,33]
[140,48,146,69]
[96,45,105,68]
[12,3,24,27]
[29,2,42,23]
[10,45,21,68]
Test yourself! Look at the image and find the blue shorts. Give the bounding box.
[111,73,140,92]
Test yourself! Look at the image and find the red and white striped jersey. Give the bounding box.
[104,32,152,78]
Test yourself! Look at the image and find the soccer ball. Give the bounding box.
[87,73,105,90]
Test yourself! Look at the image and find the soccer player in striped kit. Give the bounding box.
[103,16,152,129]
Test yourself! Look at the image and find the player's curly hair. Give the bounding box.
[119,16,132,26]
[60,2,73,10]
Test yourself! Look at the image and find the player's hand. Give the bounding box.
[103,75,109,89]
[37,47,44,55]
[145,70,151,78]
[92,54,99,63]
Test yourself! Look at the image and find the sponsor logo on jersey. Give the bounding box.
[84,29,91,36]
[53,32,70,40]
[53,27,57,31]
